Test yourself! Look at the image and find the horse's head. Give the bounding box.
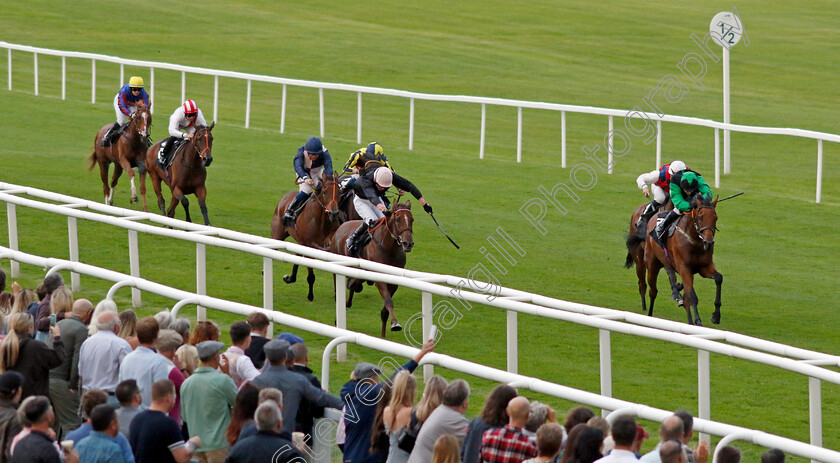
[388,201,415,253]
[194,122,214,167]
[129,107,151,139]
[317,173,341,222]
[691,195,718,252]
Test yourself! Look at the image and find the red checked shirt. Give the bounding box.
[479,424,538,463]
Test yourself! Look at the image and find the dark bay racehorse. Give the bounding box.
[330,201,415,337]
[144,123,214,225]
[88,107,151,208]
[270,174,342,301]
[643,196,723,325]
[625,201,683,312]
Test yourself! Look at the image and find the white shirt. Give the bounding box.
[637,169,662,189]
[118,346,171,407]
[78,330,133,392]
[641,443,663,463]
[168,106,208,138]
[224,346,260,387]
[595,448,640,463]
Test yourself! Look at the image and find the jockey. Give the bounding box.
[101,76,150,147]
[650,170,713,247]
[345,167,432,258]
[157,100,208,168]
[634,160,686,227]
[283,137,335,227]
[340,142,393,184]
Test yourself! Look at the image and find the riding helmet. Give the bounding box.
[366,142,385,157]
[680,172,700,194]
[668,160,686,175]
[304,137,324,155]
[129,76,145,89]
[183,99,198,115]
[373,167,393,188]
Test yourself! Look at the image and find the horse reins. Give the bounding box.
[371,208,412,249]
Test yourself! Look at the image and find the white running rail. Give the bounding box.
[1,41,835,202]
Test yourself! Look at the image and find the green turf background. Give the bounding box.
[1,1,839,460]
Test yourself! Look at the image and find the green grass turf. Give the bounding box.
[2,1,840,460]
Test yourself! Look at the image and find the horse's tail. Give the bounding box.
[87,150,97,171]
[624,229,645,269]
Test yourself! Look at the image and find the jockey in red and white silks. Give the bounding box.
[634,160,686,227]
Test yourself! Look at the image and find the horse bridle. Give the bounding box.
[194,128,211,161]
[688,205,717,246]
[310,178,339,215]
[384,208,413,247]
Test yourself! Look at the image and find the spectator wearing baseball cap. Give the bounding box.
[180,341,237,463]
[0,371,24,462]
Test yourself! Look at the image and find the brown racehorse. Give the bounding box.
[643,195,723,325]
[144,123,214,225]
[625,201,683,312]
[330,201,415,337]
[270,174,342,301]
[88,107,151,208]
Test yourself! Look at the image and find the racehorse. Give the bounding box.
[330,201,415,337]
[144,123,214,225]
[88,107,151,208]
[270,174,342,301]
[642,195,723,326]
[625,202,683,312]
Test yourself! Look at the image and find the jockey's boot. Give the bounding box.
[283,193,309,227]
[635,200,661,227]
[650,209,679,247]
[100,122,121,147]
[346,222,370,258]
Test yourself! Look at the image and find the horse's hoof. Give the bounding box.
[283,275,295,284]
[391,323,403,332]
[695,319,704,326]
[130,196,138,204]
[307,294,314,302]
[676,283,684,291]
[677,299,684,307]
[712,315,721,324]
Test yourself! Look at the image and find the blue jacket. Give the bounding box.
[293,146,334,180]
[252,365,343,436]
[340,360,418,463]
[117,84,150,115]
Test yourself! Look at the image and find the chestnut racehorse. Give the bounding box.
[144,123,214,225]
[270,174,341,301]
[625,201,683,312]
[330,201,415,337]
[643,196,723,325]
[88,107,151,208]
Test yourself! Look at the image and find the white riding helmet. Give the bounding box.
[373,167,393,188]
[668,160,687,175]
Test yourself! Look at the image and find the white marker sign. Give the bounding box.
[710,11,743,48]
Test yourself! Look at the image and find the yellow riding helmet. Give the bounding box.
[129,76,145,89]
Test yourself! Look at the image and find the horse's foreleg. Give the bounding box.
[196,186,210,226]
[634,261,647,314]
[678,270,700,325]
[646,260,661,318]
[306,268,316,302]
[283,264,299,284]
[166,187,183,219]
[97,161,111,204]
[151,174,166,215]
[374,282,400,334]
[701,266,723,324]
[138,170,148,212]
[180,196,191,222]
[665,268,683,305]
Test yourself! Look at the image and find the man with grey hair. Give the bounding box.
[226,401,303,463]
[407,379,470,463]
[78,311,132,405]
[253,340,343,438]
[660,440,687,463]
[49,298,94,438]
[154,311,173,330]
[641,415,684,463]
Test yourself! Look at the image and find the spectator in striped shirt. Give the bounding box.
[479,396,538,463]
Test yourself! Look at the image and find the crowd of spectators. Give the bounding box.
[0,270,786,463]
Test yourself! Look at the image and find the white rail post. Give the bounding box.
[319,87,325,138]
[213,75,219,123]
[698,349,711,445]
[180,71,186,104]
[91,59,96,104]
[196,243,206,321]
[357,92,362,144]
[655,120,662,168]
[280,84,287,133]
[67,217,80,291]
[335,274,347,361]
[33,53,38,96]
[714,129,721,188]
[128,230,141,307]
[409,98,415,150]
[810,377,822,463]
[149,68,155,114]
[599,329,612,416]
[61,56,66,100]
[119,63,124,90]
[507,311,517,374]
[422,291,434,382]
[561,111,566,168]
[263,257,273,339]
[607,116,614,174]
[516,107,523,163]
[245,79,251,129]
[816,140,823,204]
[723,46,731,175]
[479,104,486,160]
[6,203,19,277]
[7,49,11,91]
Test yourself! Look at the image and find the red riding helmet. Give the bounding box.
[183,100,198,115]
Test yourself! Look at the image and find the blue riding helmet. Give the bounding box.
[304,137,324,155]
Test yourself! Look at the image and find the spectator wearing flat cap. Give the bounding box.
[180,341,237,463]
[343,338,434,463]
[0,372,24,463]
[252,339,343,438]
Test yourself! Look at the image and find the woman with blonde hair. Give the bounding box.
[88,299,118,335]
[118,310,139,350]
[432,434,462,463]
[11,289,36,315]
[176,320,220,376]
[384,370,418,462]
[415,375,447,428]
[0,312,64,399]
